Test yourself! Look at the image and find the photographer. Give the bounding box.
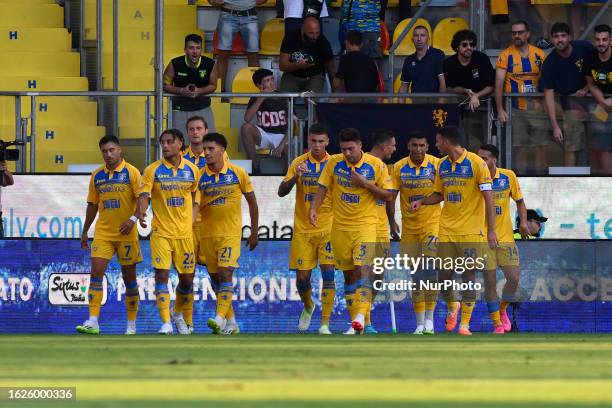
[0,160,15,238]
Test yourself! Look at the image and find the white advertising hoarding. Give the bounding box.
[2,175,610,239]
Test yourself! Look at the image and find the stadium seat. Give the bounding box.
[83,1,197,41]
[0,28,71,52]
[0,4,63,28]
[217,127,246,159]
[0,98,98,127]
[231,67,261,104]
[433,17,469,55]
[97,29,206,53]
[260,18,285,56]
[321,18,341,55]
[380,21,390,55]
[0,52,80,77]
[213,30,246,56]
[392,18,432,56]
[0,77,88,91]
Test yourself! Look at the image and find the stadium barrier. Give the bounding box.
[1,239,610,334]
[3,175,612,239]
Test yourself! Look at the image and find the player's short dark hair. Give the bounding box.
[413,25,429,34]
[551,22,571,36]
[184,34,202,46]
[479,143,499,158]
[159,129,185,149]
[346,30,363,46]
[451,29,477,52]
[203,132,228,150]
[252,68,274,86]
[98,135,120,147]
[186,115,208,130]
[594,24,611,35]
[436,126,461,145]
[309,123,328,136]
[408,130,427,141]
[511,19,530,32]
[339,128,361,143]
[372,129,395,146]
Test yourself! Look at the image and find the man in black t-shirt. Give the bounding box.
[333,30,380,97]
[242,68,289,174]
[163,34,218,134]
[443,30,495,150]
[279,16,336,93]
[583,24,612,174]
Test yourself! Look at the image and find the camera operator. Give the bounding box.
[0,160,15,238]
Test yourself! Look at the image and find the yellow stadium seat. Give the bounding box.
[260,18,284,56]
[0,0,58,3]
[0,76,88,91]
[392,18,432,56]
[433,17,469,55]
[231,67,260,104]
[0,4,64,28]
[217,127,245,159]
[0,28,71,51]
[210,96,230,130]
[258,0,277,7]
[118,97,168,128]
[35,150,103,172]
[386,0,421,6]
[0,98,97,127]
[98,28,206,53]
[0,52,80,77]
[84,1,197,40]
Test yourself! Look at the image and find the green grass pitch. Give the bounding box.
[0,334,611,407]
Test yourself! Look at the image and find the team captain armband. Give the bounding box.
[479,183,492,191]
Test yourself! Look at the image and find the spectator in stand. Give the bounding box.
[541,22,594,167]
[208,0,267,92]
[340,0,382,60]
[283,0,329,34]
[444,30,495,150]
[164,34,217,133]
[495,20,547,175]
[279,16,336,93]
[398,26,446,95]
[242,68,289,174]
[333,30,380,96]
[583,24,612,174]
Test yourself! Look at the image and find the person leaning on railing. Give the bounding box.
[0,160,15,238]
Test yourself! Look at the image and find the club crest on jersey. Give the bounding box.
[460,166,470,174]
[117,173,127,181]
[432,108,448,128]
[422,168,431,177]
[224,174,234,183]
[497,179,507,187]
[358,168,370,178]
[199,69,207,79]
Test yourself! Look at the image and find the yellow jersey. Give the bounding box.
[489,167,523,243]
[87,160,141,241]
[435,149,492,236]
[393,154,441,234]
[197,161,253,238]
[496,44,546,110]
[318,152,393,231]
[375,163,393,238]
[183,147,230,169]
[284,151,333,234]
[140,158,199,239]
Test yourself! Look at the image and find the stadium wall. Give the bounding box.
[0,240,611,334]
[3,175,612,239]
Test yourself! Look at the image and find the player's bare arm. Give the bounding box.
[410,192,443,212]
[278,161,307,197]
[136,193,150,228]
[349,170,393,201]
[244,191,259,251]
[515,198,530,239]
[309,185,327,226]
[81,202,98,250]
[387,191,400,239]
[482,189,499,248]
[494,67,508,122]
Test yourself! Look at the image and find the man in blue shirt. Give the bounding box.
[398,26,446,95]
[541,22,594,167]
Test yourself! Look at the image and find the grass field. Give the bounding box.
[0,334,611,408]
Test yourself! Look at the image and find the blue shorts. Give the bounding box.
[217,11,259,53]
